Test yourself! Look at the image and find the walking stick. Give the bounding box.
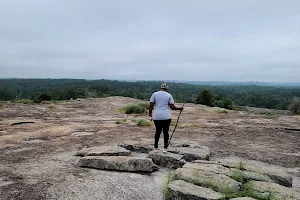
[167,103,185,149]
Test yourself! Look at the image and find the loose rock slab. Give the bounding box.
[217,158,293,187]
[168,180,223,200]
[149,150,186,169]
[252,181,300,200]
[78,156,158,172]
[175,168,241,191]
[168,146,210,161]
[119,140,153,153]
[183,163,232,175]
[76,145,130,157]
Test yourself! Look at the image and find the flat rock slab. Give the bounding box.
[76,145,130,157]
[78,156,158,172]
[119,140,153,153]
[149,150,186,169]
[183,163,232,176]
[175,168,241,191]
[168,146,210,161]
[168,180,223,200]
[252,181,300,200]
[217,158,293,187]
[71,132,95,136]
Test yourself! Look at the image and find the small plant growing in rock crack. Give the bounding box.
[162,172,178,200]
[231,170,245,183]
[235,161,246,170]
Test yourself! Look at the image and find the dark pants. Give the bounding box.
[153,119,172,149]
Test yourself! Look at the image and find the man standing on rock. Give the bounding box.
[149,83,184,150]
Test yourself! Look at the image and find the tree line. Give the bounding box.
[0,79,300,111]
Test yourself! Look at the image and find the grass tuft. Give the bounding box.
[162,172,178,200]
[216,109,229,114]
[262,110,279,116]
[0,104,3,109]
[136,119,151,126]
[48,105,56,109]
[235,161,246,170]
[231,170,245,183]
[116,119,127,124]
[16,99,34,104]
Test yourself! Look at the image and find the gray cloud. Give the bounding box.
[1,0,300,81]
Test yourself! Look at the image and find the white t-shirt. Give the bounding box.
[150,91,174,120]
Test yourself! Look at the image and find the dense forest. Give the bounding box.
[1,79,300,110]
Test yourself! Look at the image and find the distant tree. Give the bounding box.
[289,97,300,114]
[196,88,214,107]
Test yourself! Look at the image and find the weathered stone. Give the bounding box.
[168,146,210,162]
[168,180,223,200]
[183,163,232,175]
[78,156,158,172]
[71,132,95,136]
[229,198,257,200]
[175,168,241,192]
[217,158,293,187]
[75,145,130,157]
[170,140,203,148]
[118,140,153,153]
[149,150,186,169]
[193,160,218,165]
[230,168,274,183]
[252,181,300,200]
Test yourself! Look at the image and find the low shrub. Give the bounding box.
[136,119,151,126]
[122,104,147,114]
[262,110,279,116]
[289,97,300,114]
[216,109,228,114]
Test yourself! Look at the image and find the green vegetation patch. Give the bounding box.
[48,105,56,109]
[136,119,151,126]
[16,99,34,104]
[289,97,300,114]
[162,172,178,200]
[121,103,149,114]
[0,104,3,109]
[262,110,279,116]
[216,109,229,114]
[235,161,246,170]
[162,170,283,200]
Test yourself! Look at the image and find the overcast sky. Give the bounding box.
[0,0,300,82]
